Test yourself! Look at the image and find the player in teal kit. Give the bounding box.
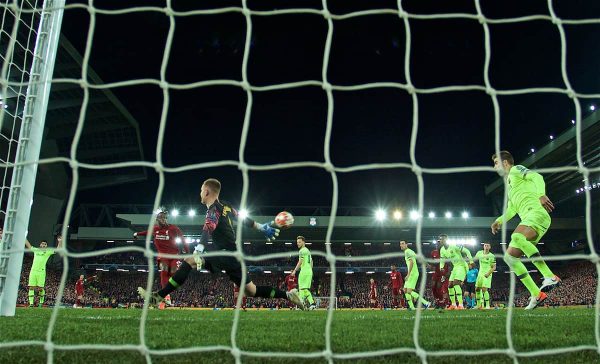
[464,264,479,308]
[492,151,560,310]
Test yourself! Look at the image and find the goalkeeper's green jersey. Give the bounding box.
[475,250,495,273]
[440,245,472,270]
[30,247,55,272]
[299,246,312,273]
[496,165,546,224]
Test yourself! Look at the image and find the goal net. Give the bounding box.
[0,0,599,363]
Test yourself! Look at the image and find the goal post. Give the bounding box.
[0,0,65,316]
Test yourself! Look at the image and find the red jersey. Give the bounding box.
[137,224,188,257]
[390,271,403,289]
[285,275,297,291]
[76,279,84,292]
[233,283,240,294]
[370,281,377,297]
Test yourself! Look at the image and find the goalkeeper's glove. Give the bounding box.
[257,222,280,242]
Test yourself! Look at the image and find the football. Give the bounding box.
[275,211,294,229]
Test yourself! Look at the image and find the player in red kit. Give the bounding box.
[430,241,450,308]
[389,264,405,309]
[134,210,188,309]
[285,272,299,309]
[285,273,297,291]
[369,278,378,309]
[233,283,247,310]
[74,274,96,308]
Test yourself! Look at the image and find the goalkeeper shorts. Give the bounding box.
[204,255,250,288]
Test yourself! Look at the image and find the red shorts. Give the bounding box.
[158,258,180,270]
[369,294,377,301]
[76,289,84,296]
[392,287,402,296]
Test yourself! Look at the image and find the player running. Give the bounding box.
[492,151,560,310]
[134,210,188,309]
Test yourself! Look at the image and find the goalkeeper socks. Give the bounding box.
[39,289,45,304]
[448,287,456,306]
[405,293,415,309]
[476,290,483,308]
[484,291,490,308]
[158,261,191,297]
[505,253,541,297]
[512,233,555,279]
[454,285,463,306]
[254,286,287,299]
[28,290,34,305]
[159,270,170,288]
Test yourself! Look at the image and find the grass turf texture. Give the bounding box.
[0,308,598,363]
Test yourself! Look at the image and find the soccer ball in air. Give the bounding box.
[275,211,294,229]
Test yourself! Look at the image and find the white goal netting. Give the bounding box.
[0,0,599,363]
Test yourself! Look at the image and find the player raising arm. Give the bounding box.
[25,235,62,307]
[138,178,303,309]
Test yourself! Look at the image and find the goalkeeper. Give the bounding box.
[492,151,560,310]
[139,178,304,309]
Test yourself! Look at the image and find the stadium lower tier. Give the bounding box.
[16,258,596,309]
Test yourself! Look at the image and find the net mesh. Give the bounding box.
[0,0,599,363]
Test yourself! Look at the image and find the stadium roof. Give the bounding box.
[44,36,147,190]
[2,29,147,190]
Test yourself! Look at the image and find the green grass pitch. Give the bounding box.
[1,308,598,363]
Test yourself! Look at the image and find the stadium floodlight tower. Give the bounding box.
[0,0,65,316]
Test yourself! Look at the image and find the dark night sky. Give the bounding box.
[57,0,600,215]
